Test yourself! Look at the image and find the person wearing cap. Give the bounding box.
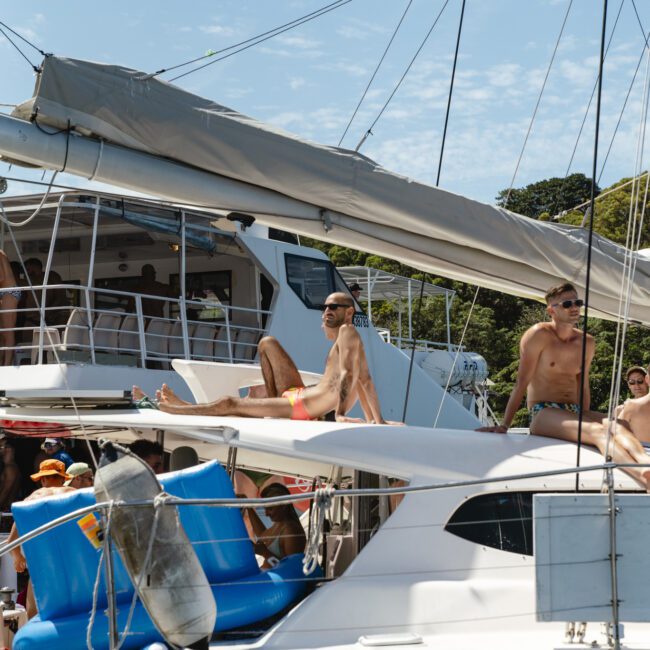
[64,462,94,489]
[40,438,74,469]
[348,282,362,302]
[7,459,73,619]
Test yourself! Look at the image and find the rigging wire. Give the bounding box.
[503,0,573,207]
[337,0,413,148]
[0,24,39,73]
[402,0,465,423]
[598,32,650,183]
[562,0,625,183]
[0,18,48,56]
[168,0,352,83]
[575,0,609,492]
[152,0,350,78]
[354,0,452,152]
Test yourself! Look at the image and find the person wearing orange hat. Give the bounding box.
[8,459,73,618]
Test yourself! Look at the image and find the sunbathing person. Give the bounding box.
[618,366,650,449]
[478,282,650,489]
[134,292,398,424]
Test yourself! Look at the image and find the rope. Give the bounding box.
[151,0,350,78]
[354,0,451,151]
[0,24,39,73]
[303,486,334,575]
[86,500,114,650]
[115,493,163,650]
[575,0,609,492]
[337,0,413,147]
[562,0,625,183]
[0,170,58,227]
[169,0,352,83]
[503,0,573,207]
[433,286,479,428]
[0,19,48,56]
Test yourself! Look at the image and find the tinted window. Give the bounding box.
[285,253,348,310]
[445,491,533,555]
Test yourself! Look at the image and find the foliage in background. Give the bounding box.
[305,171,650,423]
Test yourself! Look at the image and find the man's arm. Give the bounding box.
[0,465,19,510]
[578,334,595,410]
[334,325,363,422]
[7,522,26,573]
[478,326,545,432]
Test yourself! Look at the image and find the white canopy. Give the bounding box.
[6,56,650,323]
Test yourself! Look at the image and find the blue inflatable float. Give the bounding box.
[11,460,316,649]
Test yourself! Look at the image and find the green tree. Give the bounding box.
[496,173,598,219]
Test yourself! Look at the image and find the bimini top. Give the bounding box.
[8,55,650,323]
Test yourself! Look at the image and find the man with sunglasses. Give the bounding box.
[135,292,394,424]
[479,282,650,488]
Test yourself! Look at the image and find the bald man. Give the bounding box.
[136,292,397,424]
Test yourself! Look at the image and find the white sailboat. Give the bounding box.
[0,52,648,649]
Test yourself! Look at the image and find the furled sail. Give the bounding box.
[3,56,649,322]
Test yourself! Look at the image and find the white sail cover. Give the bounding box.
[10,56,650,322]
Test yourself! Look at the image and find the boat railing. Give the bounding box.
[2,283,269,368]
[389,335,461,353]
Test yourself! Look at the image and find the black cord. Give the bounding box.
[338,0,413,147]
[61,120,71,173]
[155,0,349,78]
[169,0,352,83]
[576,0,608,492]
[0,19,48,56]
[436,0,466,187]
[402,0,466,422]
[354,0,452,150]
[562,0,625,181]
[0,24,39,72]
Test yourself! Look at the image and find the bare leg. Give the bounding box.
[258,336,304,397]
[26,579,36,619]
[531,408,650,490]
[158,394,294,418]
[0,294,17,366]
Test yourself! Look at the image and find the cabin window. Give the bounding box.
[285,253,349,310]
[445,491,533,556]
[173,270,232,322]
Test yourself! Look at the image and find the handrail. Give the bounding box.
[1,282,271,366]
[0,460,640,561]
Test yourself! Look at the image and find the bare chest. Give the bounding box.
[538,337,584,376]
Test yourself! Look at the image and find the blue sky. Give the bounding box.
[2,0,650,205]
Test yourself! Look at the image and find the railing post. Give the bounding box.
[135,296,147,367]
[84,287,96,364]
[225,308,233,362]
[101,511,119,650]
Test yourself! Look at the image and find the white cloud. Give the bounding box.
[289,77,306,90]
[486,63,521,88]
[200,23,235,37]
[276,34,320,49]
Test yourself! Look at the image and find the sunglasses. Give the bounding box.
[551,299,584,309]
[628,378,646,385]
[320,303,351,311]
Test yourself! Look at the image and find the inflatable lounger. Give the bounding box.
[12,460,316,649]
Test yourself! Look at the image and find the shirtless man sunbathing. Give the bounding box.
[479,281,650,489]
[135,292,398,424]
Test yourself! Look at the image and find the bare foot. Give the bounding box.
[156,383,189,407]
[132,385,146,401]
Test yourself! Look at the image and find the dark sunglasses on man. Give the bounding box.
[628,378,646,386]
[320,303,350,311]
[551,299,584,309]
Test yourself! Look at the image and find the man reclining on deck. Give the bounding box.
[478,282,650,490]
[134,292,399,424]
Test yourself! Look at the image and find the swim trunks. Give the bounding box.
[0,288,21,301]
[529,401,580,421]
[281,387,315,421]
